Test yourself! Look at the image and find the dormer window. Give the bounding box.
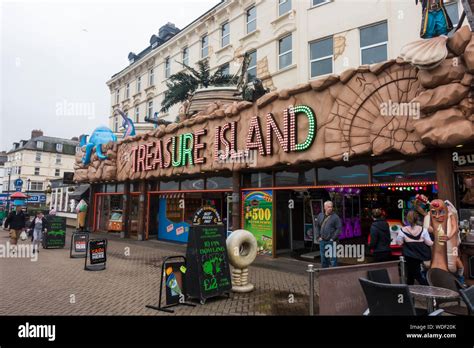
[56,143,63,152]
[36,141,44,150]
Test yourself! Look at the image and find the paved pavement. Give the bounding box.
[0,228,315,316]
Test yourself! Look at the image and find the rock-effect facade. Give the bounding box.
[74,30,474,183]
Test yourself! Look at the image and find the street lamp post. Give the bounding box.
[6,169,11,212]
[26,178,31,213]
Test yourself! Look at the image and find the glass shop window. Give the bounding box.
[371,158,436,183]
[318,165,369,185]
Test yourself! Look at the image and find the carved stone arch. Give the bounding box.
[217,54,233,65]
[242,40,259,53]
[323,64,425,161]
[272,23,296,39]
[146,92,155,100]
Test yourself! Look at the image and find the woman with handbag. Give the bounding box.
[396,210,433,285]
[29,212,48,254]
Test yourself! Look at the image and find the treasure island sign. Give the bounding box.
[117,105,317,181]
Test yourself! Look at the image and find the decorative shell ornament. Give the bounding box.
[399,36,448,70]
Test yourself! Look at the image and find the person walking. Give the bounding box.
[4,205,27,247]
[314,201,342,268]
[369,208,392,262]
[29,211,48,254]
[396,210,433,285]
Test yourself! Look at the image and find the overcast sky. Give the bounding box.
[0,0,220,150]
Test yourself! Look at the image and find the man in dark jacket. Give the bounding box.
[314,201,342,268]
[368,208,392,262]
[4,205,27,245]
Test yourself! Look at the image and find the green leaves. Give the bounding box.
[160,58,238,113]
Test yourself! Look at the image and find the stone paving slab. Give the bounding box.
[0,229,314,316]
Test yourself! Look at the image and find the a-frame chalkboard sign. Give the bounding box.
[185,207,232,304]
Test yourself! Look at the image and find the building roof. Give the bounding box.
[108,0,226,82]
[8,135,79,156]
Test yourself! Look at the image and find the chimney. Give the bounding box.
[158,23,179,42]
[31,129,44,139]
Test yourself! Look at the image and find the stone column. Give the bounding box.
[232,171,241,230]
[137,180,147,241]
[64,188,69,212]
[435,149,455,203]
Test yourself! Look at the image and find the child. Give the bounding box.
[29,212,48,254]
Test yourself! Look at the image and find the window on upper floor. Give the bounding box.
[135,106,140,123]
[221,63,230,76]
[279,34,292,69]
[137,76,141,93]
[56,143,63,153]
[30,181,43,191]
[247,50,257,82]
[114,116,119,132]
[360,21,388,65]
[201,35,209,58]
[55,169,60,177]
[311,0,331,7]
[148,100,154,118]
[445,0,459,33]
[310,36,333,78]
[75,146,81,154]
[35,152,41,162]
[34,167,40,176]
[56,154,62,164]
[165,57,171,78]
[221,22,230,47]
[149,68,155,86]
[246,6,257,34]
[36,141,43,150]
[125,83,130,99]
[183,47,189,66]
[278,0,291,16]
[116,89,120,104]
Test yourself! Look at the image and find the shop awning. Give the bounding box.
[10,192,28,199]
[69,184,90,200]
[157,193,185,199]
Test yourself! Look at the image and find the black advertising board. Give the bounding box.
[89,239,107,265]
[42,216,66,249]
[192,206,222,225]
[165,261,187,305]
[185,224,231,303]
[72,233,88,253]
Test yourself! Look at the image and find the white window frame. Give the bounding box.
[201,35,209,58]
[311,0,331,8]
[278,0,292,16]
[309,37,334,79]
[149,68,154,86]
[55,169,60,177]
[165,57,171,78]
[135,106,140,123]
[359,21,388,66]
[114,116,119,132]
[183,47,189,66]
[36,141,44,150]
[246,6,257,34]
[125,83,130,99]
[35,152,41,162]
[221,22,230,47]
[278,34,293,70]
[247,50,257,82]
[148,100,154,118]
[56,154,62,164]
[115,89,120,104]
[34,167,40,176]
[137,76,141,92]
[56,143,63,152]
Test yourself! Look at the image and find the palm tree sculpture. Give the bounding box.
[160,59,238,114]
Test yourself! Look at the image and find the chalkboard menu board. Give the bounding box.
[185,224,231,303]
[89,239,107,265]
[42,216,66,249]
